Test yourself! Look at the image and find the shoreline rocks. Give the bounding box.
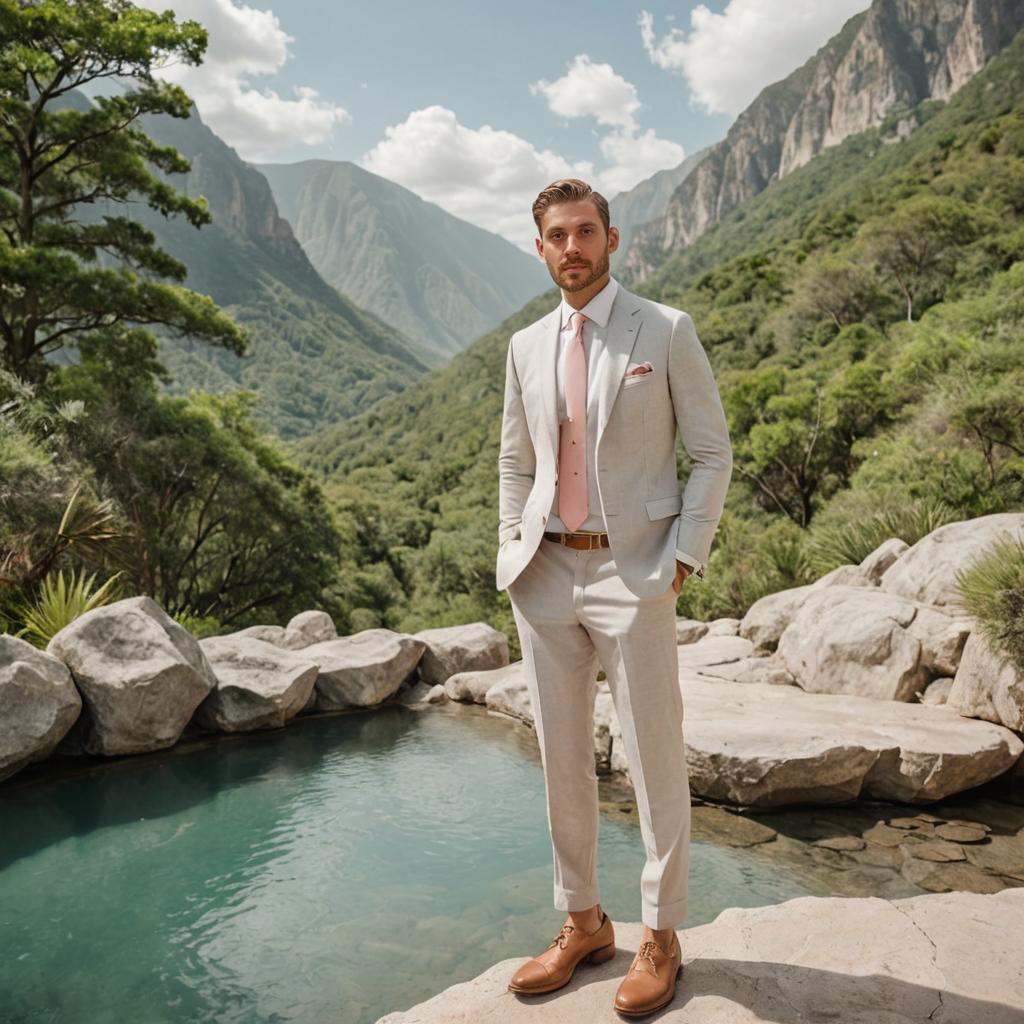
[47,596,216,757]
[0,635,81,782]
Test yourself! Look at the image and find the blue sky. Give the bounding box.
[141,0,871,248]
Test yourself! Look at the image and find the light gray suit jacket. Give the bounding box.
[496,282,733,599]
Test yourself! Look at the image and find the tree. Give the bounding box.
[725,363,891,528]
[0,0,246,384]
[49,352,345,625]
[857,195,978,322]
[789,252,880,332]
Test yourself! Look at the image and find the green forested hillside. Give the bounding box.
[132,106,430,440]
[288,30,1024,651]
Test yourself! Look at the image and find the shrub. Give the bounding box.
[954,531,1024,671]
[12,567,124,648]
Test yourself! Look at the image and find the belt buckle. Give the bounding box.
[573,530,604,550]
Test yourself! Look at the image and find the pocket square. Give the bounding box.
[626,361,654,377]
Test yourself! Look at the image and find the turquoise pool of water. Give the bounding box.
[0,703,815,1023]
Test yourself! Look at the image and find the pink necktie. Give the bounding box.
[558,311,588,531]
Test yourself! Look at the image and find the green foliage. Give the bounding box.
[284,30,1024,633]
[0,0,246,384]
[11,565,123,647]
[49,350,346,626]
[802,494,960,576]
[955,532,1024,672]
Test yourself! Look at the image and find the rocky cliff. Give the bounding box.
[624,0,1024,280]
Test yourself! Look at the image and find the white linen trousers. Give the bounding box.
[506,533,691,930]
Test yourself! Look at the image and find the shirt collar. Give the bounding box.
[560,275,619,330]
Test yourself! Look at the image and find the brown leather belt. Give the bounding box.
[543,531,610,550]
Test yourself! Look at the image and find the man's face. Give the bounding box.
[534,198,620,293]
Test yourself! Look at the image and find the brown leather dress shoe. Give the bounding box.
[507,908,616,995]
[613,931,683,1017]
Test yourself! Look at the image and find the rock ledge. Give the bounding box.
[377,888,1024,1023]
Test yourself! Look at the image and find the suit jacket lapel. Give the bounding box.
[535,304,561,461]
[595,286,643,444]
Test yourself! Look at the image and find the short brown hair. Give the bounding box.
[532,178,610,237]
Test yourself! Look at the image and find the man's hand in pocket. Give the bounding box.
[672,559,691,595]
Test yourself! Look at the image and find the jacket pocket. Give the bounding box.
[645,494,682,520]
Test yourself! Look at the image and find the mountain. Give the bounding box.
[609,146,711,258]
[129,105,429,439]
[253,159,549,366]
[624,0,1024,280]
[286,24,1024,634]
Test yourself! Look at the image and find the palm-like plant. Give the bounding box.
[13,567,125,648]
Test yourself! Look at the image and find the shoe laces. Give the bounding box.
[548,923,575,950]
[635,940,662,973]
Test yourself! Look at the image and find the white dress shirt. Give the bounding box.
[547,276,706,580]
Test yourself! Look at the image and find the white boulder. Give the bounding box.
[414,622,510,686]
[194,636,318,731]
[879,512,1024,610]
[303,629,426,709]
[0,635,82,781]
[46,596,215,756]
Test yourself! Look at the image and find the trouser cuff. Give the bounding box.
[554,884,602,912]
[642,897,688,930]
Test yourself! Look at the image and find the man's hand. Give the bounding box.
[672,559,691,595]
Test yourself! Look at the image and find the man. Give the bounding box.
[496,178,732,1016]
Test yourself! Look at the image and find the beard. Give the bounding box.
[550,247,611,292]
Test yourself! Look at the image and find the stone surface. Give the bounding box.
[391,679,450,706]
[879,512,1024,610]
[704,617,740,637]
[414,622,510,686]
[484,666,533,725]
[675,618,709,645]
[0,635,82,782]
[451,665,1022,808]
[898,854,1007,894]
[859,537,909,583]
[934,822,989,843]
[47,596,216,756]
[304,629,426,709]
[948,630,1024,732]
[194,636,318,731]
[777,586,969,701]
[809,563,875,589]
[737,585,814,655]
[445,662,522,704]
[377,889,1024,1024]
[814,836,866,852]
[963,834,1024,879]
[282,609,337,649]
[919,677,953,705]
[676,635,754,671]
[902,841,967,863]
[693,654,797,687]
[231,624,288,646]
[692,806,777,847]
[679,678,1023,808]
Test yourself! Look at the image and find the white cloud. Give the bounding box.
[530,55,640,131]
[598,129,685,196]
[529,54,685,201]
[362,105,594,251]
[640,1,870,117]
[135,0,349,160]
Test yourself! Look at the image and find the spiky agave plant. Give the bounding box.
[954,531,1024,672]
[14,567,125,648]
